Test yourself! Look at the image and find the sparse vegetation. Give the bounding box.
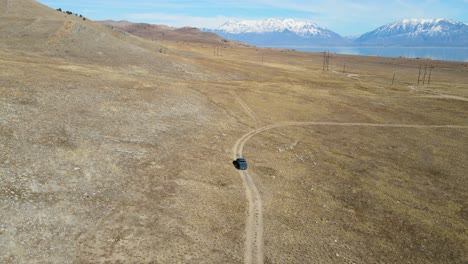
[57,9,86,20]
[1,2,467,263]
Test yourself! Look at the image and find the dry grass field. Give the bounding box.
[171,43,468,263]
[1,1,468,263]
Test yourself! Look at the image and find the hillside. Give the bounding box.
[0,0,179,69]
[100,20,233,45]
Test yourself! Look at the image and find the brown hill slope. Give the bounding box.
[0,0,62,18]
[100,20,233,45]
[0,0,177,68]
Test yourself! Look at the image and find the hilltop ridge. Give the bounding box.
[0,0,176,68]
[99,20,232,45]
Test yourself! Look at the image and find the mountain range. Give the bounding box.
[204,19,348,46]
[355,19,468,46]
[204,18,468,47]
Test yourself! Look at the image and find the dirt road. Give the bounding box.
[233,122,468,264]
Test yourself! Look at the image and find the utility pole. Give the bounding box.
[417,65,422,85]
[428,65,433,85]
[342,63,346,73]
[213,44,222,57]
[322,51,331,71]
[392,72,396,85]
[322,51,326,71]
[422,65,428,85]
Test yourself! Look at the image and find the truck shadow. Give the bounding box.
[232,160,239,170]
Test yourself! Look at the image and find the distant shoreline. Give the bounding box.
[259,46,468,62]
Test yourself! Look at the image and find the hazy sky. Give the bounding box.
[37,0,468,36]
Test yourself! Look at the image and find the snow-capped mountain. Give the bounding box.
[218,19,329,36]
[355,18,468,46]
[203,18,348,46]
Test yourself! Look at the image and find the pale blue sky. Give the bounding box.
[37,0,468,36]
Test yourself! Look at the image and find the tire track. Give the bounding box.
[409,86,468,102]
[233,122,468,264]
[231,90,259,127]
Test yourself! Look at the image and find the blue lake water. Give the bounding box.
[271,46,468,62]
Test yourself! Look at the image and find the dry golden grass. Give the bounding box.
[0,12,467,262]
[163,41,467,263]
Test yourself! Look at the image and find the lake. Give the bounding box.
[270,46,468,62]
